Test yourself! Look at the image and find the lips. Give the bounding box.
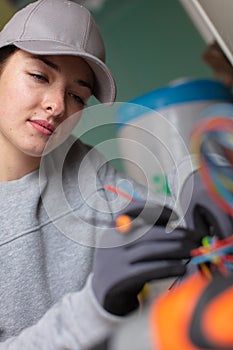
[29,119,55,136]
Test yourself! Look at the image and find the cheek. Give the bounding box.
[0,83,39,138]
[0,76,39,115]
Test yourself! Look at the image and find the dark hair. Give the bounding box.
[0,45,19,73]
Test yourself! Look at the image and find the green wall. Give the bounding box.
[79,0,212,171]
[93,0,211,101]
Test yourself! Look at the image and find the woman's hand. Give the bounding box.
[92,201,205,316]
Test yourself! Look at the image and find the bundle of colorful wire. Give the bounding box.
[190,103,233,278]
[191,113,233,217]
[191,235,233,279]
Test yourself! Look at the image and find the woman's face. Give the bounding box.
[0,49,94,157]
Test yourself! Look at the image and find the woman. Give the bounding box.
[0,1,204,349]
[0,1,125,347]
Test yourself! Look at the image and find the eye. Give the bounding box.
[68,92,85,106]
[29,73,48,82]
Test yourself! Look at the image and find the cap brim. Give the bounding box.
[13,41,116,104]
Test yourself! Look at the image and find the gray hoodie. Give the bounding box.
[0,136,150,350]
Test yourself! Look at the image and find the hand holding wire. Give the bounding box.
[92,194,204,316]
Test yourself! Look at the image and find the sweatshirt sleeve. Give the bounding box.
[0,274,122,350]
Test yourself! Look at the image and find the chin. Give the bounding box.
[22,149,44,158]
[19,142,47,158]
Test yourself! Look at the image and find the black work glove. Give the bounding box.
[179,170,233,239]
[92,200,205,316]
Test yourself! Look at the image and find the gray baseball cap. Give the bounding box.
[0,0,116,103]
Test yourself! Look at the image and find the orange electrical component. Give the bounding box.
[115,215,132,233]
[149,271,233,349]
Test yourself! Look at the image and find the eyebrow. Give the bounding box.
[33,55,93,92]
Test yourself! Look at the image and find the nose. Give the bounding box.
[43,89,66,119]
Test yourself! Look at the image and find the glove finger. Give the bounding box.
[180,171,233,239]
[104,262,186,315]
[105,261,187,302]
[193,204,233,239]
[117,261,187,287]
[127,240,198,262]
[119,200,178,226]
[129,226,204,245]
